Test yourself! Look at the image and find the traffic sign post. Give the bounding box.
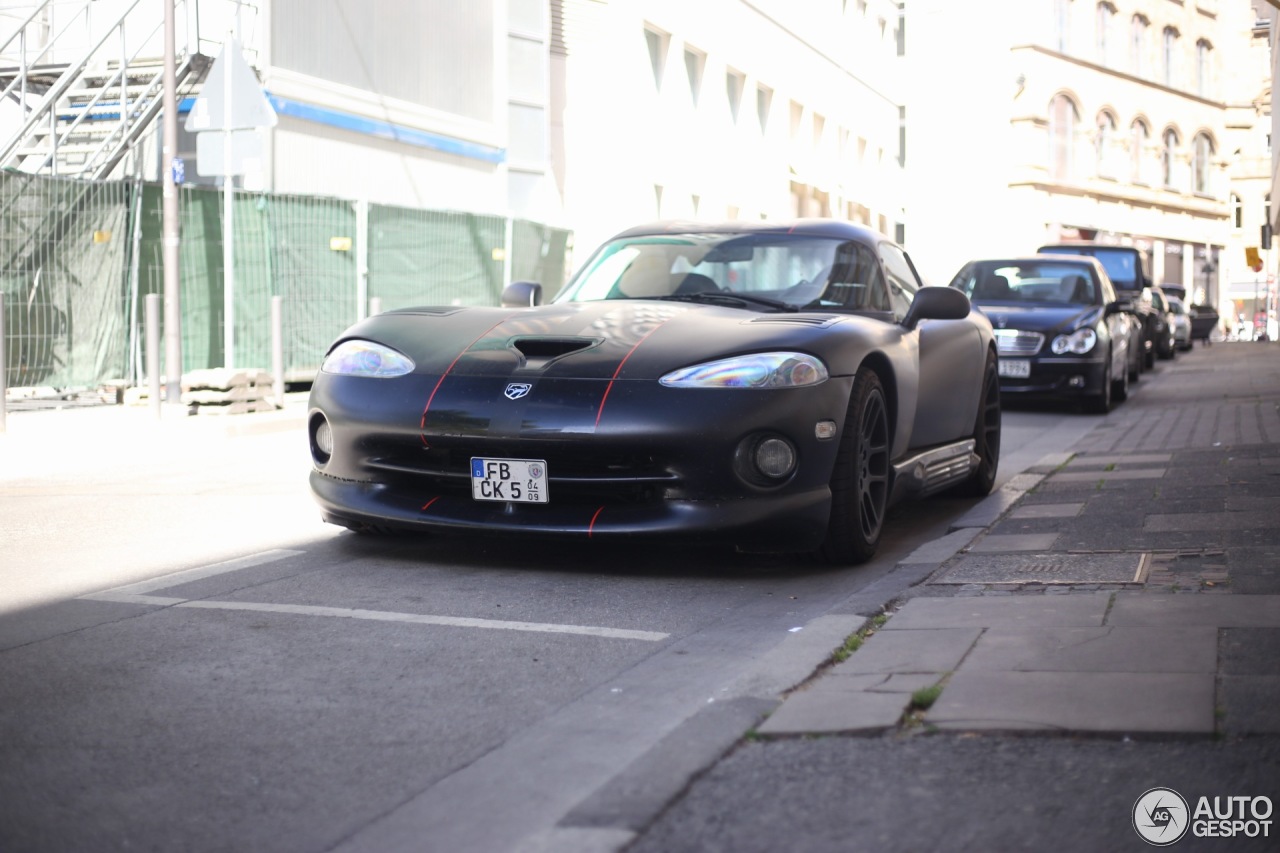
[184,37,277,370]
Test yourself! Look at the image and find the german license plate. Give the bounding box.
[998,358,1031,378]
[471,457,549,503]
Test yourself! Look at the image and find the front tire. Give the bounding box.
[820,368,891,565]
[1084,356,1114,414]
[955,348,1000,497]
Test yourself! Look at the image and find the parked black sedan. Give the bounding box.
[948,255,1139,413]
[309,219,1001,564]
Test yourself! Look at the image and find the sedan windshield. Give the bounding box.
[951,262,1101,306]
[555,233,892,312]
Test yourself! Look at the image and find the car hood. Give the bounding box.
[340,299,856,382]
[973,302,1101,335]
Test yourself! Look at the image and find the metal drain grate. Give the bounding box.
[937,553,1149,585]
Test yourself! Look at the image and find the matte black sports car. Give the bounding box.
[948,254,1140,413]
[308,220,1000,564]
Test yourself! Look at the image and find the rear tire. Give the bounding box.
[820,368,891,565]
[955,348,1000,497]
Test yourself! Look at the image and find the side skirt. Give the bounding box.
[888,439,978,504]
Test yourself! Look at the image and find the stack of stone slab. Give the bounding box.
[181,368,279,415]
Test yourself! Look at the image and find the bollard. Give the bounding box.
[369,296,382,316]
[0,299,7,434]
[271,295,284,407]
[146,294,162,420]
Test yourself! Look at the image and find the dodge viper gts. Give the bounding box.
[308,219,1000,564]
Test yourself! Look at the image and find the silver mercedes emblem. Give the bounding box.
[504,383,532,400]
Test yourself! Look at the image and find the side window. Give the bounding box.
[878,243,921,321]
[828,243,891,310]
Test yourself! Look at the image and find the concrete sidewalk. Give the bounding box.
[759,340,1280,738]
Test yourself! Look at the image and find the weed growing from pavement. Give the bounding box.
[910,685,943,710]
[832,613,889,663]
[1104,463,1116,471]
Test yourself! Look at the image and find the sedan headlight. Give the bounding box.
[321,340,415,377]
[1050,328,1097,355]
[660,352,829,389]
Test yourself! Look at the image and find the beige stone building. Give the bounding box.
[907,0,1263,319]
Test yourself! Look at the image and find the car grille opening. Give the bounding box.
[993,329,1044,356]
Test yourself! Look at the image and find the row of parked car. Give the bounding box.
[946,242,1212,414]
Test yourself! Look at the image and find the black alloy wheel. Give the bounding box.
[956,348,1001,497]
[821,367,891,564]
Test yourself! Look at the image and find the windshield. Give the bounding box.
[555,233,892,312]
[951,262,1100,306]
[1041,246,1139,289]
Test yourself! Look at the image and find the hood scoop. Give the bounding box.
[511,336,601,369]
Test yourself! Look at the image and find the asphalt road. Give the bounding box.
[0,402,1102,852]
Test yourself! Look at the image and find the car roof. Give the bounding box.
[609,218,887,244]
[963,254,1109,273]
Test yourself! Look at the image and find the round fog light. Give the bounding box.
[755,437,797,479]
[311,414,333,465]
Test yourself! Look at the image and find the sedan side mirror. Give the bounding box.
[902,286,971,330]
[502,281,543,308]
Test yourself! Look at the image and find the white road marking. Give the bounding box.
[178,600,670,642]
[78,549,668,642]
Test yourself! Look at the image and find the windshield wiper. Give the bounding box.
[654,292,799,312]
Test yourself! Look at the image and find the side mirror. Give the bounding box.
[502,281,543,308]
[902,286,971,330]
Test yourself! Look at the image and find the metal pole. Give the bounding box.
[368,297,382,316]
[356,198,369,320]
[223,34,236,369]
[162,0,183,403]
[271,295,284,406]
[146,294,162,420]
[0,299,7,434]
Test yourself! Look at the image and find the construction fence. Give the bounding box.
[0,169,573,390]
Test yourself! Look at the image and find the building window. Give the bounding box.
[1230,193,1242,229]
[684,46,705,106]
[643,26,668,89]
[1096,111,1118,178]
[1196,40,1212,98]
[1049,94,1079,181]
[1192,133,1214,194]
[1130,15,1149,77]
[1161,127,1180,188]
[1096,3,1116,66]
[756,84,773,132]
[726,68,745,122]
[1055,0,1073,53]
[1162,27,1179,88]
[1130,119,1151,185]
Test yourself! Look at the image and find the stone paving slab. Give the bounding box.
[927,671,1216,733]
[1219,675,1280,734]
[1144,509,1280,532]
[1064,453,1172,467]
[966,533,1061,553]
[756,681,909,735]
[1050,469,1166,483]
[1107,594,1280,627]
[1008,503,1083,519]
[830,628,981,675]
[960,626,1218,673]
[885,594,1111,630]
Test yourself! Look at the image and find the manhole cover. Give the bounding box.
[937,553,1148,585]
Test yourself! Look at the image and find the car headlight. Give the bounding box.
[321,340,415,377]
[1050,328,1097,355]
[660,352,829,388]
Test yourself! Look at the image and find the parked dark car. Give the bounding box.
[948,255,1138,413]
[1148,286,1178,359]
[308,219,1001,565]
[1037,242,1161,369]
[1167,295,1193,351]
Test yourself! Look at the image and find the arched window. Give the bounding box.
[1192,133,1214,194]
[1055,0,1073,53]
[1196,40,1212,98]
[1161,128,1180,189]
[1096,111,1118,178]
[1096,3,1116,66]
[1130,119,1151,185]
[1049,94,1079,180]
[1163,27,1179,88]
[1130,15,1149,77]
